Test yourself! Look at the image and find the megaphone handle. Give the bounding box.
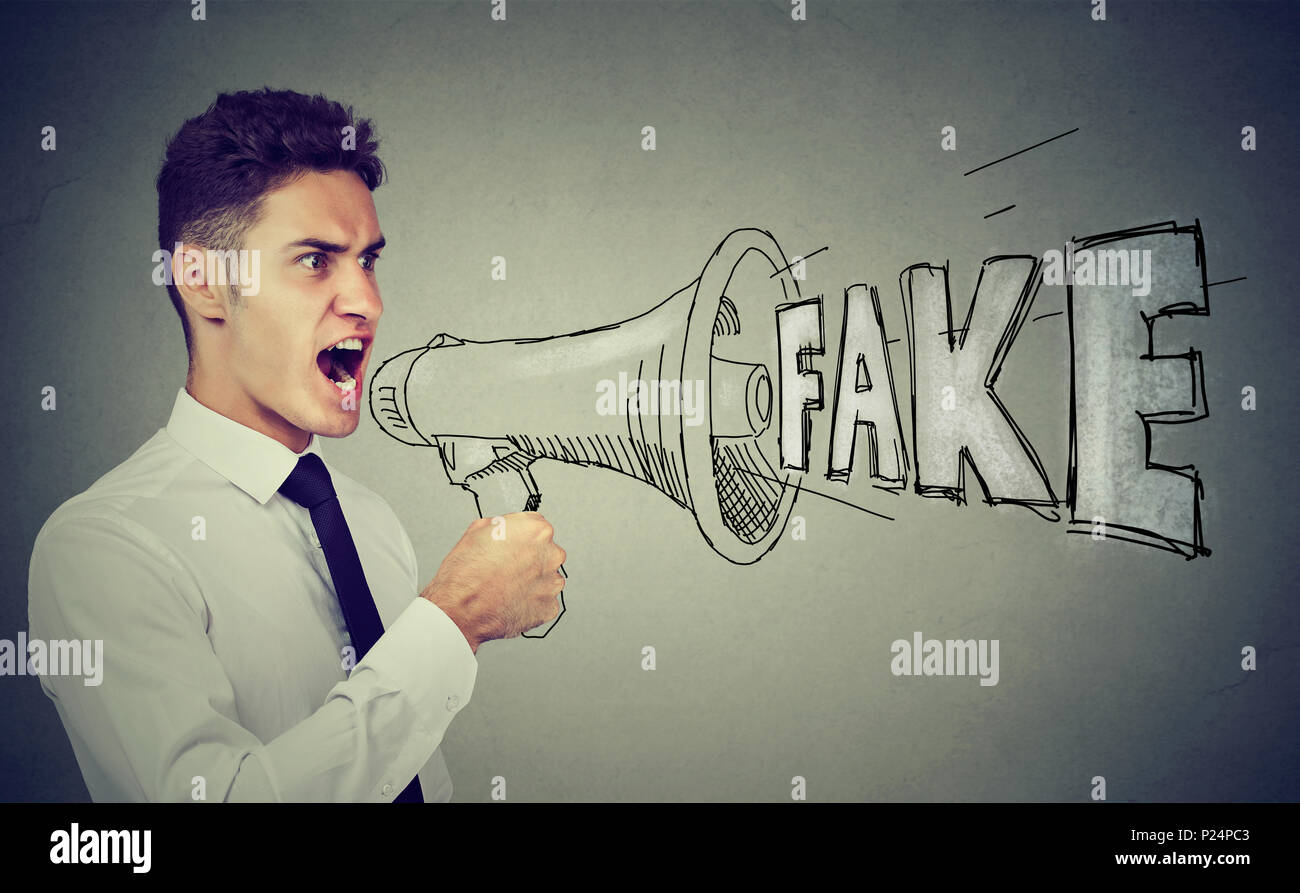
[516,489,566,640]
[522,559,568,639]
[463,468,567,639]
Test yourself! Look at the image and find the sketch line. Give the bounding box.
[735,466,895,522]
[963,128,1079,176]
[769,246,827,278]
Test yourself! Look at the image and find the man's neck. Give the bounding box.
[184,376,312,454]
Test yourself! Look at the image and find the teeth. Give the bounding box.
[334,378,356,393]
[330,337,364,352]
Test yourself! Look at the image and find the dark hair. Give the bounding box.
[156,88,386,361]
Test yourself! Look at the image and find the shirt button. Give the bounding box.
[446,695,461,711]
[309,531,321,548]
[382,783,393,796]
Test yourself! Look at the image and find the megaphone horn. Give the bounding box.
[369,228,806,634]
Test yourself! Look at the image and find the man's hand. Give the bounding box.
[420,512,566,653]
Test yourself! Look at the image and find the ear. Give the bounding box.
[172,243,231,323]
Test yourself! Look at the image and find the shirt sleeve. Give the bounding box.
[27,512,477,803]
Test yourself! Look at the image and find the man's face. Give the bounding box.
[191,169,384,452]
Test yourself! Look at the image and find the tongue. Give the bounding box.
[316,349,332,378]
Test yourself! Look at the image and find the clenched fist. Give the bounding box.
[420,512,566,653]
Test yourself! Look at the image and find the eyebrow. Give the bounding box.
[283,235,386,255]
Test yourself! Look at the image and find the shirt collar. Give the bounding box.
[165,387,324,505]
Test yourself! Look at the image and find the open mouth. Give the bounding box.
[316,337,365,395]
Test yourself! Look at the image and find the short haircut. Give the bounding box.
[156,88,385,361]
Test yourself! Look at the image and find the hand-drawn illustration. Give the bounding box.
[1066,220,1212,559]
[372,212,1219,641]
[902,255,1058,509]
[369,228,809,634]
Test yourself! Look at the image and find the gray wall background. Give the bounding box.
[2,0,1297,801]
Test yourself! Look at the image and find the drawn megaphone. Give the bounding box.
[369,228,805,636]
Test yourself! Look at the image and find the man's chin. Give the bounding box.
[311,410,362,439]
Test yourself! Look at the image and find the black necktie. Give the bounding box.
[279,452,423,803]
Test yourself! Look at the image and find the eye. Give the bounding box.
[359,252,380,272]
[297,252,326,271]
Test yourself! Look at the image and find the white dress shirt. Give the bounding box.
[27,386,477,802]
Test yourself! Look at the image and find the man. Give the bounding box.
[27,88,566,802]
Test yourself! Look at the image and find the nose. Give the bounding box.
[334,258,383,323]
